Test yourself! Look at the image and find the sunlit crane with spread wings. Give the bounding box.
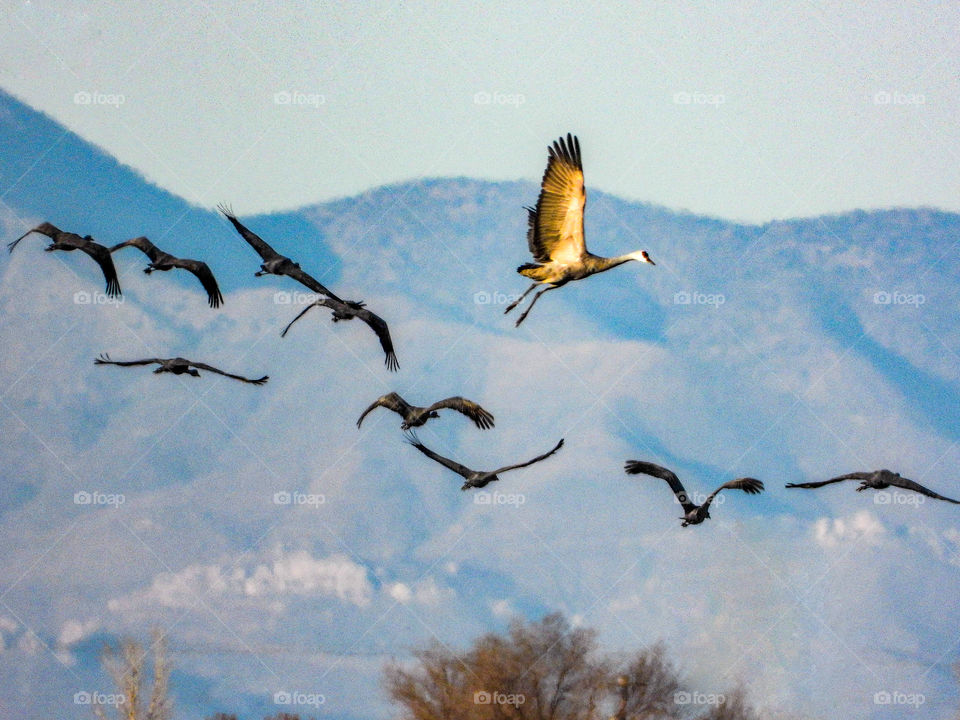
[786,469,960,504]
[504,133,655,326]
[110,236,223,307]
[8,223,121,297]
[95,354,268,385]
[218,204,354,304]
[357,392,494,430]
[405,432,563,490]
[280,296,399,372]
[625,460,764,526]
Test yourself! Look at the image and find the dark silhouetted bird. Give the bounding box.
[786,469,960,504]
[280,296,398,372]
[357,392,493,430]
[110,236,223,307]
[9,223,121,297]
[95,353,267,385]
[625,460,764,526]
[405,432,563,490]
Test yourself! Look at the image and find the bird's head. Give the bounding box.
[188,368,201,377]
[630,250,655,265]
[429,411,440,419]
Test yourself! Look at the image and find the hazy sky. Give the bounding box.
[3,1,960,222]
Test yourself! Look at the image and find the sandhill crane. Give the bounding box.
[218,204,353,303]
[504,134,655,326]
[95,353,268,385]
[357,392,494,430]
[625,460,764,526]
[110,236,223,307]
[280,296,399,372]
[786,470,960,504]
[8,223,121,297]
[405,432,563,490]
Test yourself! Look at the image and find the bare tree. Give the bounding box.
[93,629,171,720]
[614,642,685,719]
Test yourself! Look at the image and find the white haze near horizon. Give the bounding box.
[1,1,960,222]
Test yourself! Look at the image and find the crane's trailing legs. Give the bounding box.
[513,285,558,326]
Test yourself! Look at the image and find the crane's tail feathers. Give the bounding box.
[517,263,550,281]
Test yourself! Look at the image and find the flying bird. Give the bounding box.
[786,469,960,504]
[95,353,268,385]
[280,296,399,372]
[217,204,349,303]
[504,133,655,326]
[357,392,494,430]
[404,433,563,490]
[625,460,764,526]
[110,236,223,307]
[8,222,121,297]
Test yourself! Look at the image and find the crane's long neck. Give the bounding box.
[587,251,646,274]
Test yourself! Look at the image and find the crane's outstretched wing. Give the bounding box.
[404,432,473,480]
[110,236,162,262]
[889,476,960,504]
[356,392,413,428]
[426,397,495,429]
[528,133,586,265]
[188,361,268,385]
[217,204,280,262]
[282,265,344,303]
[702,478,764,513]
[625,460,696,514]
[7,223,60,252]
[785,474,863,489]
[171,258,223,308]
[280,300,325,337]
[94,353,162,367]
[78,240,122,297]
[351,305,399,372]
[492,438,564,475]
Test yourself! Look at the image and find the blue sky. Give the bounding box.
[2,5,960,720]
[3,2,960,222]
